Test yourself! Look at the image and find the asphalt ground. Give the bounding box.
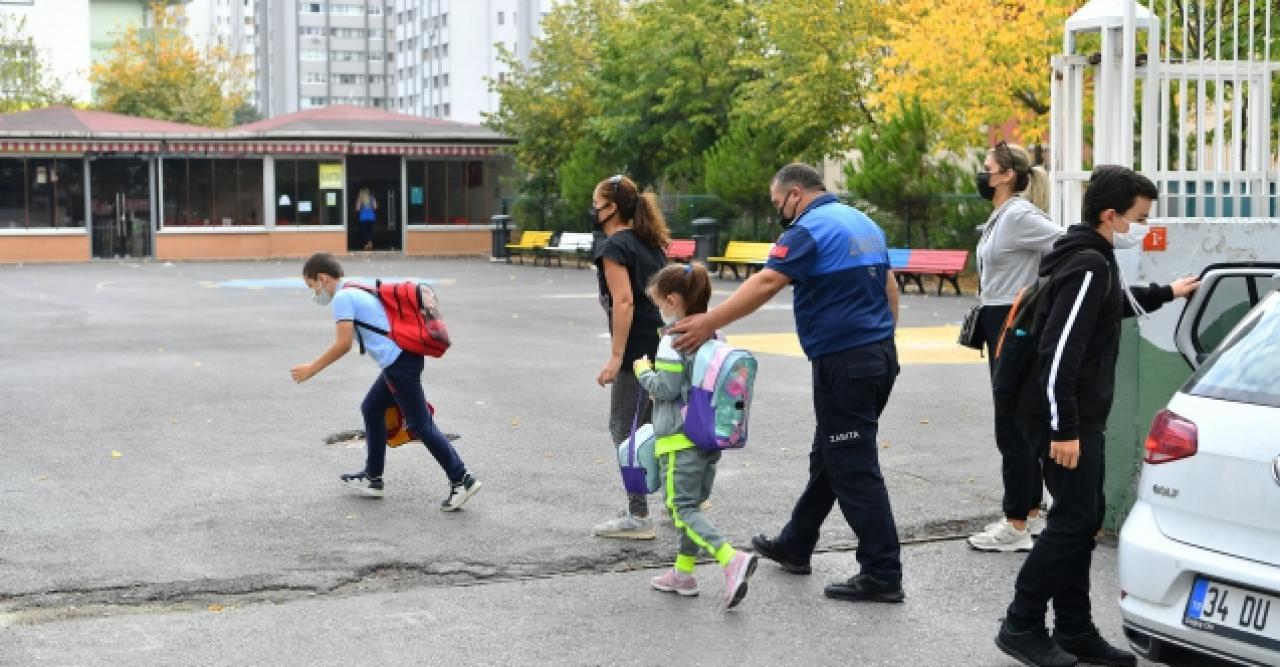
[0,256,1147,664]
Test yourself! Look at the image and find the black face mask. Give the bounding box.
[976,172,996,201]
[588,204,614,232]
[776,192,797,229]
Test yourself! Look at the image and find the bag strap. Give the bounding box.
[627,388,647,467]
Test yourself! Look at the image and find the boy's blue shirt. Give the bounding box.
[332,279,402,368]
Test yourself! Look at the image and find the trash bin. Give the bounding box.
[489,214,512,260]
[691,217,720,262]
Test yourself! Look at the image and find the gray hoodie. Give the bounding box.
[976,196,1063,306]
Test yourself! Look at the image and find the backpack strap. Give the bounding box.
[341,282,391,355]
[626,389,648,467]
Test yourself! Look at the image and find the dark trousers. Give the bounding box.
[981,304,1044,520]
[360,352,466,484]
[359,220,374,247]
[1007,430,1106,634]
[776,338,903,583]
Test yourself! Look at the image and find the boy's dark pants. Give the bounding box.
[1006,430,1106,635]
[361,352,466,483]
[776,338,903,583]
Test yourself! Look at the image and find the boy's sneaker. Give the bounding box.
[592,513,656,540]
[1052,626,1136,666]
[441,473,482,511]
[340,471,384,497]
[723,551,758,610]
[651,569,699,597]
[969,518,1033,552]
[996,619,1078,666]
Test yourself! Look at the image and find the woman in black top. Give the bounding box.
[590,174,670,540]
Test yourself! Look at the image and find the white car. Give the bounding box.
[1119,264,1280,665]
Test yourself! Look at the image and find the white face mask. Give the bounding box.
[312,278,333,306]
[660,309,678,326]
[1112,218,1150,250]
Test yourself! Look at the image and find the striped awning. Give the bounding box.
[166,141,347,154]
[0,140,162,153]
[351,143,496,156]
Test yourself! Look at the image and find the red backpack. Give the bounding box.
[345,280,451,358]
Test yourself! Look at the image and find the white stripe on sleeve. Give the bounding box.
[1047,271,1094,433]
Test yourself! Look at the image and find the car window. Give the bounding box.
[1193,275,1254,354]
[1184,291,1280,408]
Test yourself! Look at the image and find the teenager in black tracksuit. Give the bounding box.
[997,166,1200,667]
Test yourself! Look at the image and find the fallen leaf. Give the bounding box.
[110,451,123,459]
[475,401,485,406]
[35,475,48,481]
[157,347,164,353]
[510,419,519,428]
[919,419,930,425]
[193,361,203,368]
[208,603,224,613]
[779,447,788,452]
[594,458,603,464]
[170,417,178,424]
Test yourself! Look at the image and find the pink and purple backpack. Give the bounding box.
[683,340,758,451]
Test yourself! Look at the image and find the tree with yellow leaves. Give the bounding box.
[90,2,249,128]
[875,0,1082,149]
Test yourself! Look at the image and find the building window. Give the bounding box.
[442,73,448,87]
[301,49,326,61]
[300,2,323,14]
[161,158,264,228]
[0,158,85,229]
[407,160,486,225]
[304,71,327,83]
[442,103,449,117]
[367,4,381,15]
[274,159,341,226]
[497,11,503,25]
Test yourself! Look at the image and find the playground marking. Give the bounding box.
[728,325,983,365]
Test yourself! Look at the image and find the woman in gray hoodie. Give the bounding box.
[967,142,1064,553]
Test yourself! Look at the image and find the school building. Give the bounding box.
[0,105,515,263]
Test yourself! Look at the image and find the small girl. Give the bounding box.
[632,263,757,609]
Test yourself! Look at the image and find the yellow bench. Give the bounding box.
[707,241,775,279]
[505,230,554,264]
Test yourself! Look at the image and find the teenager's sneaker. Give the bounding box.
[651,569,699,597]
[1052,626,1135,666]
[723,551,758,610]
[969,518,1033,552]
[749,534,811,575]
[823,573,905,603]
[592,513,656,540]
[996,619,1078,667]
[440,473,482,511]
[340,471,384,497]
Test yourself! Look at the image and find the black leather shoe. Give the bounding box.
[823,573,905,603]
[749,534,811,575]
[996,619,1078,667]
[1052,627,1135,666]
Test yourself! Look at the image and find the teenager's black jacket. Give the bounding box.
[1019,224,1175,441]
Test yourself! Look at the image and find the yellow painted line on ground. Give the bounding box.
[727,325,984,365]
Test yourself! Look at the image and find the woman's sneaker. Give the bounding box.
[651,569,699,596]
[592,513,656,540]
[968,518,1033,552]
[441,473,482,511]
[340,471,384,497]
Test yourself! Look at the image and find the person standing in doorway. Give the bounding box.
[968,141,1062,553]
[671,163,906,604]
[356,189,378,251]
[591,174,670,541]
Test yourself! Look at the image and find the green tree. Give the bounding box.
[588,0,758,188]
[844,97,983,249]
[0,15,72,111]
[703,121,784,239]
[90,2,248,127]
[733,0,887,162]
[486,0,620,218]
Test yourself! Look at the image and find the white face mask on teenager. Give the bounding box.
[1112,219,1150,250]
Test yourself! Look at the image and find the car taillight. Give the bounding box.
[1145,409,1198,464]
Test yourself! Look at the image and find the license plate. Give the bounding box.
[1183,576,1280,651]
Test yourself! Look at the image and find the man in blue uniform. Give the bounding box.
[671,163,904,603]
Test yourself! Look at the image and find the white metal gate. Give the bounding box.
[1050,0,1277,227]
